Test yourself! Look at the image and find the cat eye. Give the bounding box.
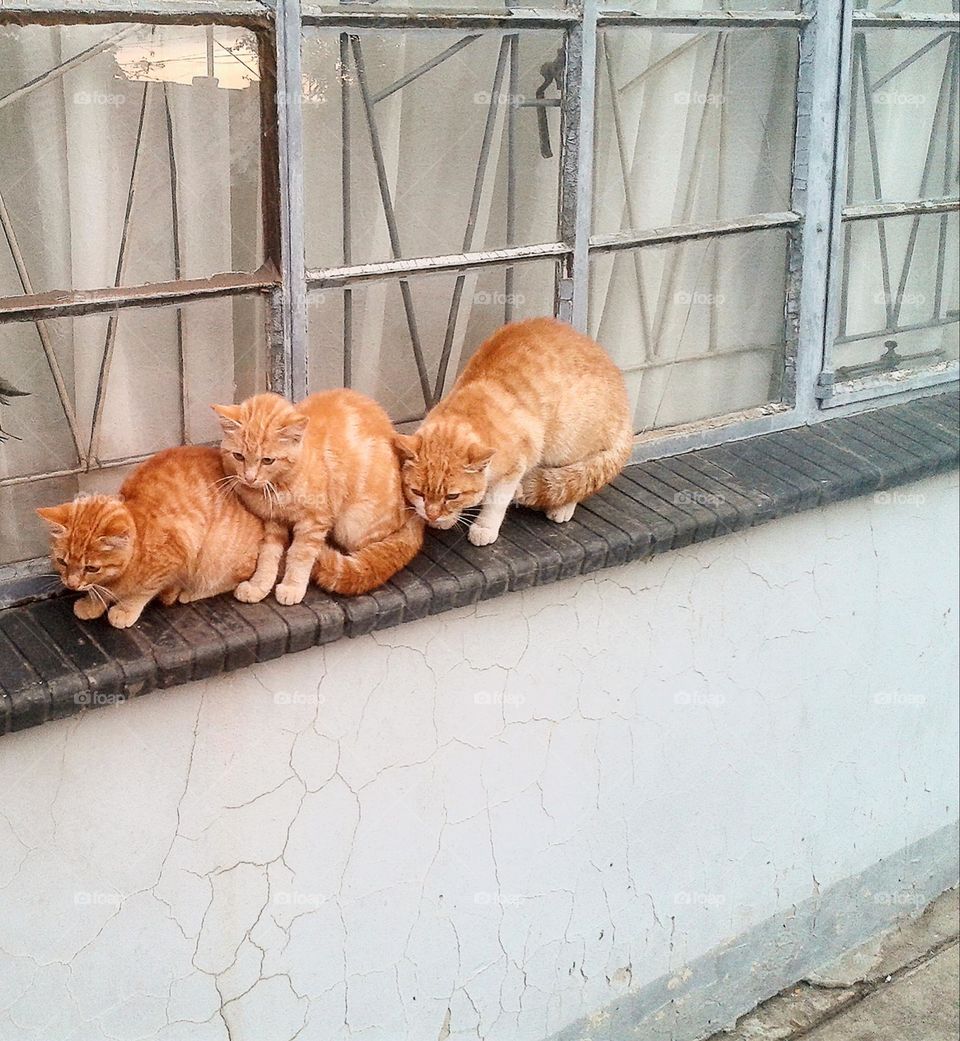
[232,452,244,462]
[445,492,461,501]
[56,556,66,566]
[409,488,424,499]
[84,565,101,574]
[261,458,275,466]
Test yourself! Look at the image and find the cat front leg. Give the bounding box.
[107,592,155,629]
[275,522,327,605]
[73,592,107,621]
[235,520,287,603]
[469,470,523,547]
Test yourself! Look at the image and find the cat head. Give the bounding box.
[36,496,135,592]
[393,428,494,529]
[211,393,309,491]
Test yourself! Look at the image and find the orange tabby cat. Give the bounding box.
[37,446,266,628]
[211,389,424,602]
[395,317,633,545]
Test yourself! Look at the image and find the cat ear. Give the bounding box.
[464,443,494,473]
[211,403,243,434]
[36,504,71,537]
[278,414,309,445]
[392,433,420,463]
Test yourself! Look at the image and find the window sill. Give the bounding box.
[1,391,957,736]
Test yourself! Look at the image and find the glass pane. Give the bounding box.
[603,0,799,10]
[846,29,959,207]
[0,295,267,565]
[0,25,263,298]
[311,0,565,8]
[857,1,956,13]
[305,260,557,421]
[594,28,798,236]
[589,228,789,432]
[302,30,564,269]
[830,211,960,379]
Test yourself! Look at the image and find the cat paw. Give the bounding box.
[546,502,577,523]
[73,596,106,621]
[275,581,307,606]
[107,605,141,629]
[468,522,500,547]
[234,580,269,604]
[159,587,182,607]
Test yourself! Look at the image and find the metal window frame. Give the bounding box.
[1,0,958,603]
[818,2,960,409]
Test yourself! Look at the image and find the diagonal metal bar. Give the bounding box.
[504,32,519,325]
[161,82,186,446]
[649,32,724,354]
[709,34,729,355]
[619,33,705,95]
[0,189,86,466]
[371,35,481,105]
[600,30,652,354]
[855,32,895,329]
[340,31,353,388]
[0,27,136,113]
[870,31,951,91]
[891,33,957,328]
[934,39,958,320]
[350,34,432,408]
[89,80,151,464]
[434,35,511,401]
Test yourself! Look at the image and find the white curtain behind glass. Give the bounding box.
[0,25,262,564]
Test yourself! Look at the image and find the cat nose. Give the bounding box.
[65,573,80,589]
[425,504,441,522]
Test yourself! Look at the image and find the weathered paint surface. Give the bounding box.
[0,474,956,1041]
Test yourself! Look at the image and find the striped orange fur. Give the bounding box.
[211,389,424,603]
[395,317,633,546]
[36,446,266,628]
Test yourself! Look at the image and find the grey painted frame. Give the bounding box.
[0,0,958,604]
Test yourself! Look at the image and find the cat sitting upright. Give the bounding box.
[394,317,633,546]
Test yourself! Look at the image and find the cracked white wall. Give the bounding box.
[0,473,957,1041]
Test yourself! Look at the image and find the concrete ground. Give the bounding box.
[706,886,959,1041]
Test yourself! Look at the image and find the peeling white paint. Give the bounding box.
[0,474,957,1041]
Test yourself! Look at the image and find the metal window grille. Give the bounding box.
[0,0,957,601]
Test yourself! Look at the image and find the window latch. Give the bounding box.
[534,47,565,160]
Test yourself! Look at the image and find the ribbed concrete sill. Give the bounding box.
[0,391,957,736]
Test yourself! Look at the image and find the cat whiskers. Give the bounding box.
[87,584,118,611]
[213,474,242,506]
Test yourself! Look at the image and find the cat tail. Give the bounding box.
[310,513,425,596]
[517,423,634,509]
